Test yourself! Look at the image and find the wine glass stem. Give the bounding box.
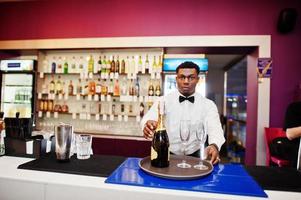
[200,143,205,160]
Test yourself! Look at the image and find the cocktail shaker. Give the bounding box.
[55,123,73,161]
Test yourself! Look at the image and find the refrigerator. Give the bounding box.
[0,60,36,118]
[162,55,208,96]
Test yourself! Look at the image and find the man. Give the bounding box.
[141,61,225,164]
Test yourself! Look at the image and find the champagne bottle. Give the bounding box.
[151,100,170,168]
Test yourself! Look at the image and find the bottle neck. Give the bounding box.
[156,113,166,131]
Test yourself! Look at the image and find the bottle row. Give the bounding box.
[41,54,163,76]
[40,76,161,97]
[38,101,150,120]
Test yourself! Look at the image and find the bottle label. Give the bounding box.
[151,146,158,160]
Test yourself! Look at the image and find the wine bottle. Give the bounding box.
[151,100,170,168]
[145,54,150,74]
[97,56,102,74]
[63,57,68,74]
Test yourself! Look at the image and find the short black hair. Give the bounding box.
[176,61,200,74]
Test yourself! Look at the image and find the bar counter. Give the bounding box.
[0,156,300,200]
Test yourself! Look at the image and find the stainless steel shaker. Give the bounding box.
[55,124,73,161]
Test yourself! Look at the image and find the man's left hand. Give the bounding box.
[206,144,220,165]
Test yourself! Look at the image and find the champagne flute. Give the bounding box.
[194,120,209,170]
[177,120,191,168]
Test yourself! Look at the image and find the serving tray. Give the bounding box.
[139,155,213,180]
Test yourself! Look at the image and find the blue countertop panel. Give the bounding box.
[105,158,268,198]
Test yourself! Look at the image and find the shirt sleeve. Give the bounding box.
[206,100,225,151]
[140,100,159,130]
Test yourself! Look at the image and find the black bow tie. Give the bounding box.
[179,96,195,103]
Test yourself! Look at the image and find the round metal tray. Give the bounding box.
[139,155,213,180]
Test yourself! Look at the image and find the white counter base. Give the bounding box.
[0,156,300,200]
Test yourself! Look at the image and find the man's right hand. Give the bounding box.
[143,120,158,139]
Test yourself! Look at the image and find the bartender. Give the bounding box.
[141,61,225,164]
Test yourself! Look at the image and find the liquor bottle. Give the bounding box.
[79,56,84,73]
[43,100,48,112]
[101,80,108,96]
[121,104,125,113]
[48,100,53,112]
[51,56,56,74]
[135,77,140,97]
[68,80,74,96]
[88,55,94,74]
[101,56,107,77]
[151,55,157,73]
[116,55,120,73]
[138,55,143,73]
[89,79,96,95]
[63,57,68,74]
[112,104,116,115]
[129,80,134,96]
[113,79,120,97]
[97,56,102,74]
[71,56,76,73]
[39,100,44,111]
[139,102,145,118]
[84,79,89,95]
[158,55,163,72]
[121,58,125,74]
[95,78,102,95]
[155,83,161,96]
[57,56,63,73]
[145,54,150,74]
[49,75,55,94]
[131,56,136,74]
[110,56,116,73]
[108,79,114,96]
[125,56,130,74]
[151,100,170,168]
[106,56,111,74]
[148,81,154,96]
[77,79,83,95]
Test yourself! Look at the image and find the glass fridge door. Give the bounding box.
[1,73,33,118]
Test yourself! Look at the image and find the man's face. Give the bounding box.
[176,68,199,96]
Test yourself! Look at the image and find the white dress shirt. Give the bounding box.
[141,91,225,155]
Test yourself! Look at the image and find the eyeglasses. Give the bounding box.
[177,75,198,82]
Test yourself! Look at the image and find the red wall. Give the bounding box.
[0,0,301,164]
